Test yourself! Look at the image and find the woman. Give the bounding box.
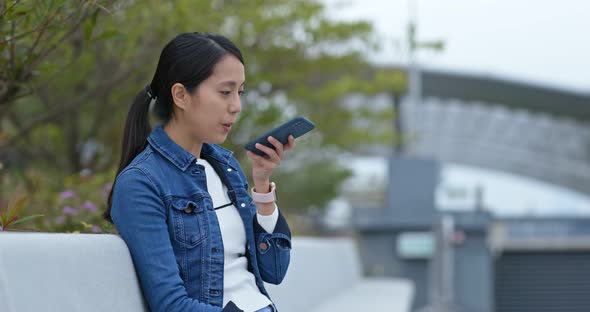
[105,32,294,312]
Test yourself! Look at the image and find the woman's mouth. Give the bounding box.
[222,123,232,132]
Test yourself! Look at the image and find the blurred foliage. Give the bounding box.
[0,191,43,231]
[0,0,406,233]
[1,166,115,233]
[0,0,115,106]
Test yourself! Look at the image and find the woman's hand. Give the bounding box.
[246,135,295,201]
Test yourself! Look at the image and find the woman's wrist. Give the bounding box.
[252,182,276,201]
[251,181,277,215]
[256,202,276,215]
[252,180,271,194]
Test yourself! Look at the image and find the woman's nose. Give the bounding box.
[229,95,241,113]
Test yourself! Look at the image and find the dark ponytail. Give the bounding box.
[104,32,244,222]
[104,87,154,221]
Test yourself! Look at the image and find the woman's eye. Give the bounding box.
[238,90,246,96]
[220,91,231,96]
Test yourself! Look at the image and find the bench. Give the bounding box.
[0,233,413,311]
[0,232,147,311]
[266,237,414,312]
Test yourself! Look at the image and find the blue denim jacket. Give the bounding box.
[110,125,291,312]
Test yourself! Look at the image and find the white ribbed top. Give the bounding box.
[196,159,277,312]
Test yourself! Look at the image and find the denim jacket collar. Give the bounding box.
[147,124,235,171]
[201,141,235,169]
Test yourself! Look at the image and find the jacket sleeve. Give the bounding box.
[111,168,222,312]
[232,157,292,285]
[252,204,292,285]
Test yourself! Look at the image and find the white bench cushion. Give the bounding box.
[0,234,413,312]
[0,233,147,312]
[311,278,415,312]
[266,237,414,312]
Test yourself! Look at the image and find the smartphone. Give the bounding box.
[245,116,315,156]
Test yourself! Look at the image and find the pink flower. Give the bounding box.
[81,200,98,213]
[91,225,101,233]
[62,206,78,216]
[55,216,66,225]
[60,190,77,199]
[101,183,113,199]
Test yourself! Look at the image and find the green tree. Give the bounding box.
[1,0,406,232]
[0,0,116,171]
[0,0,115,108]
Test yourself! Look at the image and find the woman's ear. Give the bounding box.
[171,83,189,111]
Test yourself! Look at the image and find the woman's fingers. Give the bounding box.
[246,150,265,162]
[254,143,281,163]
[284,135,296,151]
[267,136,285,160]
[248,136,297,169]
[247,136,298,181]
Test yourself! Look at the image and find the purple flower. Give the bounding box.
[103,182,113,191]
[62,206,78,216]
[81,200,98,213]
[91,225,101,233]
[0,225,3,231]
[101,182,113,199]
[54,216,66,225]
[60,190,77,199]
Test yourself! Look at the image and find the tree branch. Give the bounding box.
[0,0,22,18]
[24,10,89,79]
[24,4,61,69]
[0,66,136,150]
[25,0,118,73]
[9,20,16,76]
[0,29,43,46]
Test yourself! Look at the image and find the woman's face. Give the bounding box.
[179,54,245,145]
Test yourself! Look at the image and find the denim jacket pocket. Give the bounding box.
[170,197,208,249]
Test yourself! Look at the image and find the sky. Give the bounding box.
[322,0,590,216]
[323,0,590,92]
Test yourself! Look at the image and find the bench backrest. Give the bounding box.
[0,233,147,312]
[265,237,364,312]
[0,233,367,312]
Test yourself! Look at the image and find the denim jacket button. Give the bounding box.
[227,168,232,172]
[184,207,193,213]
[259,242,268,251]
[240,203,246,208]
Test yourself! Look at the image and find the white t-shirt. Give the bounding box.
[196,159,278,312]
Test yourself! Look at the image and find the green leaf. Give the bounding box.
[84,9,100,41]
[7,195,28,223]
[9,214,44,226]
[13,10,29,17]
[0,205,6,227]
[6,216,18,227]
[90,30,122,43]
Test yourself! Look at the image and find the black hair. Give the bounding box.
[104,32,244,222]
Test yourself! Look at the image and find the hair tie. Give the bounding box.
[145,84,156,99]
